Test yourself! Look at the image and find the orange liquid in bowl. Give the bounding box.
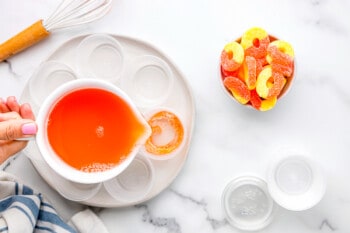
[47,88,146,172]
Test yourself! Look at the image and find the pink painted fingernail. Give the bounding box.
[22,122,37,135]
[8,96,16,102]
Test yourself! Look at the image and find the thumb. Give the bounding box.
[0,119,37,140]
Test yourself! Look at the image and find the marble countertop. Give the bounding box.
[1,0,350,232]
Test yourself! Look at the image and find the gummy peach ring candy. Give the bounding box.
[266,40,294,64]
[223,76,250,104]
[243,56,257,90]
[240,27,270,58]
[256,66,286,99]
[220,41,244,72]
[145,110,184,156]
[250,90,277,112]
[266,40,295,78]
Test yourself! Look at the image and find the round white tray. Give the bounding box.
[20,34,195,207]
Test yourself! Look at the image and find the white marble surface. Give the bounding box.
[1,0,350,232]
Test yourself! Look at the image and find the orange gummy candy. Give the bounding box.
[250,89,277,111]
[267,45,293,66]
[221,65,245,82]
[267,40,294,78]
[250,89,261,110]
[241,27,270,59]
[256,66,286,99]
[271,62,293,77]
[267,40,294,62]
[243,56,257,90]
[145,110,184,155]
[260,96,277,111]
[223,76,250,104]
[221,65,238,79]
[245,36,270,59]
[268,71,286,98]
[220,41,245,72]
[256,57,268,75]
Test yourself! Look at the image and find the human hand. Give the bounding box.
[0,96,37,164]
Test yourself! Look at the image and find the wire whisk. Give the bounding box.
[0,0,113,62]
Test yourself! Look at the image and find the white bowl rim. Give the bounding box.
[36,79,151,184]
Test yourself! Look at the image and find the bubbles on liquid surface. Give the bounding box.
[151,119,176,146]
[80,163,116,173]
[95,125,105,138]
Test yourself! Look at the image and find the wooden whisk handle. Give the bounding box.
[0,20,50,62]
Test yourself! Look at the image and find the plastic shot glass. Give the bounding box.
[76,34,124,82]
[103,155,155,203]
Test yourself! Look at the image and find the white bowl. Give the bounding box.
[36,79,151,184]
[219,33,296,111]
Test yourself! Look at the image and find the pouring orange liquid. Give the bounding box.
[47,88,147,172]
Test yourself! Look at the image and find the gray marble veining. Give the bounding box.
[1,0,350,232]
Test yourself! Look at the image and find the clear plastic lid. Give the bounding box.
[222,176,276,231]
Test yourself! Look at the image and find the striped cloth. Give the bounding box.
[0,171,110,233]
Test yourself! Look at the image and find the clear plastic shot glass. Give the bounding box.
[121,55,174,108]
[29,60,77,107]
[76,34,124,82]
[103,154,155,203]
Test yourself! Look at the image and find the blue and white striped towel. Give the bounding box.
[0,171,109,233]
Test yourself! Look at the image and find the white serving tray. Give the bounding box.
[20,34,195,207]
